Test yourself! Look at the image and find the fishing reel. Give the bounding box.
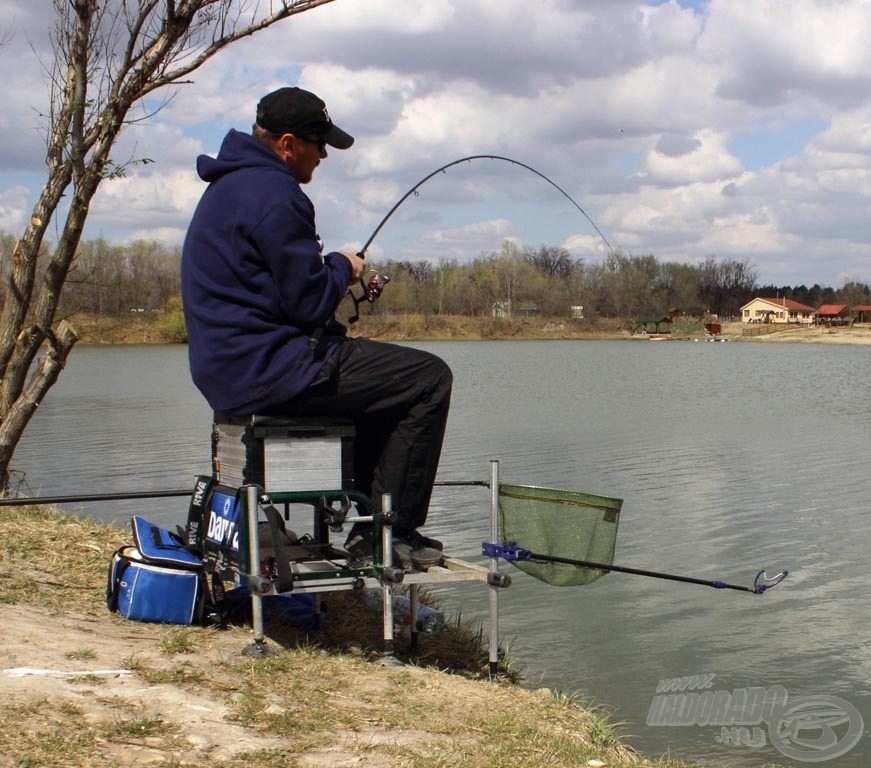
[348,270,390,324]
[308,265,390,350]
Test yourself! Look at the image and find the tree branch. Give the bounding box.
[0,0,340,489]
[142,0,338,95]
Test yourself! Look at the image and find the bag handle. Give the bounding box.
[185,475,215,553]
[259,497,294,593]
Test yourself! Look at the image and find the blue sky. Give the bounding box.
[1,0,869,287]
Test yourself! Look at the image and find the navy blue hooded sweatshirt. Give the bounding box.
[182,129,353,415]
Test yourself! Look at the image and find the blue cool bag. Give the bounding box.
[107,516,207,625]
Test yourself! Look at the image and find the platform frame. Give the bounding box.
[239,460,506,671]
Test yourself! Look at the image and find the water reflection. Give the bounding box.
[15,340,871,766]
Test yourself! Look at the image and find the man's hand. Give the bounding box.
[341,251,366,282]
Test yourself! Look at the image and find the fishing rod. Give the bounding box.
[0,479,489,508]
[312,154,615,347]
[0,489,194,507]
[357,154,615,258]
[482,542,788,595]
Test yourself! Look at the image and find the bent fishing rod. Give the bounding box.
[310,154,614,348]
[482,542,788,595]
[358,154,615,258]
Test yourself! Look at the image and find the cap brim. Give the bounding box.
[324,124,354,150]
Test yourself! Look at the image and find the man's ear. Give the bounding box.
[274,133,294,160]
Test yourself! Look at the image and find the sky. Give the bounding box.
[1,0,870,288]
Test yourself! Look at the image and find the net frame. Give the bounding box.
[498,483,622,586]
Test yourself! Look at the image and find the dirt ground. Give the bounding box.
[0,599,639,768]
[0,498,636,768]
[0,604,278,766]
[0,603,497,767]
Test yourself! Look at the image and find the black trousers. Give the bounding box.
[282,337,452,536]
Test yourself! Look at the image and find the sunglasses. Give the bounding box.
[298,135,327,152]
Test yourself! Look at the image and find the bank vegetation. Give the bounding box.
[4,232,868,347]
[0,503,724,768]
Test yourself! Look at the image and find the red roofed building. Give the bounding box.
[814,304,850,326]
[853,305,871,324]
[740,297,815,325]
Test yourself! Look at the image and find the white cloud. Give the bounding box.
[0,185,30,233]
[642,130,743,186]
[704,0,871,108]
[411,218,520,262]
[89,167,204,240]
[121,226,188,246]
[2,0,870,286]
[307,0,455,35]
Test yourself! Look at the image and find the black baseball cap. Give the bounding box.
[255,87,354,150]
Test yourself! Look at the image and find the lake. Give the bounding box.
[13,340,871,767]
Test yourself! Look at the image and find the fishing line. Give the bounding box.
[313,155,615,347]
[357,154,615,257]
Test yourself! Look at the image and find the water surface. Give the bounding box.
[15,340,871,766]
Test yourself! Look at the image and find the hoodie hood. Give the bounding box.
[196,129,287,184]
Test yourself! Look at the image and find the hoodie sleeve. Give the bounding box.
[252,194,353,329]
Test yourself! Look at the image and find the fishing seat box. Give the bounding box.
[211,412,355,492]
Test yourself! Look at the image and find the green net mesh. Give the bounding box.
[498,483,622,586]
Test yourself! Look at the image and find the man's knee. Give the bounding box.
[429,356,452,398]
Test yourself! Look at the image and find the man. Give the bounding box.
[182,87,451,569]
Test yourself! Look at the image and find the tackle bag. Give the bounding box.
[186,475,244,571]
[185,475,301,593]
[107,515,209,625]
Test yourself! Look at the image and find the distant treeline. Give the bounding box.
[1,232,868,323]
[0,233,182,318]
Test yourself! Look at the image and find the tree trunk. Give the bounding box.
[0,0,338,493]
[0,321,78,494]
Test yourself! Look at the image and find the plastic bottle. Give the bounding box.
[361,587,445,633]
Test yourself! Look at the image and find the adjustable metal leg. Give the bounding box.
[377,493,403,667]
[488,460,500,677]
[242,484,275,657]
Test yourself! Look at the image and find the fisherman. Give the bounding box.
[181,86,452,569]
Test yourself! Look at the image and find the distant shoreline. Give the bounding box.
[714,323,871,345]
[70,312,871,346]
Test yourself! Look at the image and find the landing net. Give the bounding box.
[498,483,622,586]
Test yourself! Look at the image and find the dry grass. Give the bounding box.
[66,309,871,347]
[0,504,714,768]
[71,311,632,345]
[0,504,118,611]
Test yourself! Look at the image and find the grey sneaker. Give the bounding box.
[393,535,443,570]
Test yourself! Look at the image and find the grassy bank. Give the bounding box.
[69,309,871,346]
[69,311,635,344]
[0,504,710,768]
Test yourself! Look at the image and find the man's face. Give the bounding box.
[278,134,327,184]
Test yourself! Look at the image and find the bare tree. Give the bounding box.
[697,257,758,317]
[524,244,576,279]
[836,280,871,315]
[0,0,337,493]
